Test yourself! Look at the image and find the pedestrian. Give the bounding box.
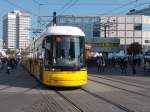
[6,58,12,74]
[1,58,5,70]
[12,58,18,69]
[131,56,136,74]
[123,57,128,73]
[0,58,2,71]
[101,57,106,72]
[97,57,101,72]
[119,58,124,73]
[120,58,128,73]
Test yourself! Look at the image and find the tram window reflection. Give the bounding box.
[43,36,85,68]
[69,38,75,59]
[55,36,83,66]
[45,39,52,65]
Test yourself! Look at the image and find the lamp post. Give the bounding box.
[100,18,117,38]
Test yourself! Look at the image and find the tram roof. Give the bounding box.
[41,26,85,37]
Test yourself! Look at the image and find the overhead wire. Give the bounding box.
[57,0,74,14]
[38,0,150,29]
[3,0,48,37]
[32,0,40,5]
[30,0,74,27]
[58,0,79,15]
[47,0,79,25]
[99,0,139,15]
[3,0,38,17]
[51,0,139,22]
[115,0,150,15]
[92,0,140,22]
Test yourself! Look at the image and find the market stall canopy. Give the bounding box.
[0,49,7,57]
[93,52,102,57]
[108,51,127,58]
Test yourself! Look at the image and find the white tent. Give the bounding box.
[108,53,115,58]
[93,52,102,57]
[115,51,127,58]
[108,51,126,58]
[0,49,7,57]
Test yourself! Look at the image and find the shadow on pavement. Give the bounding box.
[0,65,41,90]
[0,65,82,91]
[0,64,149,90]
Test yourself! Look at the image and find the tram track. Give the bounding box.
[31,86,84,112]
[0,65,149,112]
[3,71,143,112]
[23,81,130,112]
[52,88,134,112]
[89,75,150,99]
[91,75,150,90]
[108,75,150,87]
[32,85,129,112]
[55,90,84,112]
[80,88,134,112]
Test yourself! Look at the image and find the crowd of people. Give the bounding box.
[87,55,144,75]
[0,57,19,74]
[96,57,106,72]
[107,56,138,74]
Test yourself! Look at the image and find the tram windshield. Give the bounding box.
[44,36,85,70]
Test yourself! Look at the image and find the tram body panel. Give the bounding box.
[33,63,40,79]
[43,70,87,86]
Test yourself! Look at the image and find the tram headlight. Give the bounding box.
[80,68,87,70]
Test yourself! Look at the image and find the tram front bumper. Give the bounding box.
[43,70,87,87]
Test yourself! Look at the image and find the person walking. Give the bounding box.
[119,58,124,73]
[6,58,12,74]
[97,57,101,72]
[0,58,2,72]
[123,58,128,73]
[131,56,136,74]
[101,57,106,72]
[120,58,128,73]
[1,58,5,70]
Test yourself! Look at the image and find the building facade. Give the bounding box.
[56,15,100,42]
[0,38,2,49]
[127,6,150,15]
[3,10,31,50]
[100,15,150,50]
[55,15,150,51]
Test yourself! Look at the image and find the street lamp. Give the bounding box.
[100,18,117,38]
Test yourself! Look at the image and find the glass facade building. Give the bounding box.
[56,15,100,42]
[55,15,150,51]
[0,38,2,49]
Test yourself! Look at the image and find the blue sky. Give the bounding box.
[0,0,150,39]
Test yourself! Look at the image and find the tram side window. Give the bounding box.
[69,39,75,59]
[79,38,84,63]
[56,37,61,58]
[34,48,39,63]
[44,39,52,66]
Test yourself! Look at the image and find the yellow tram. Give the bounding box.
[22,26,87,87]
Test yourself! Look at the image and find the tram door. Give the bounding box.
[43,38,53,68]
